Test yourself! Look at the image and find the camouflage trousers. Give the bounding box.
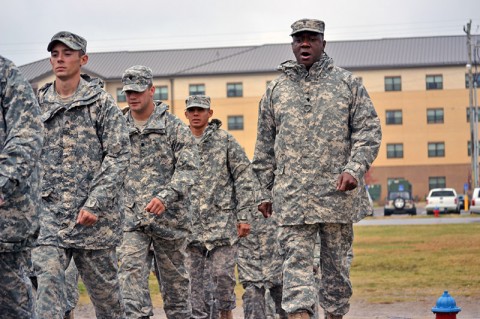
[278,223,353,316]
[118,231,191,319]
[242,283,287,319]
[0,250,36,319]
[65,260,80,315]
[32,245,125,319]
[186,244,237,318]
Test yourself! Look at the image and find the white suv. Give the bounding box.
[469,187,480,214]
[425,188,460,214]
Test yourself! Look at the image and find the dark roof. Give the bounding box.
[19,35,480,82]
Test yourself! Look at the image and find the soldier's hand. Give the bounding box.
[336,172,358,191]
[145,198,166,216]
[237,223,250,237]
[258,202,272,218]
[76,209,98,226]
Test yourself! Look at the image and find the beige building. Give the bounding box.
[20,35,480,200]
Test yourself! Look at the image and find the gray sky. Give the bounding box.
[1,0,480,66]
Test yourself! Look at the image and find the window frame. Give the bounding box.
[428,142,445,157]
[385,110,403,125]
[153,86,168,100]
[386,143,404,159]
[426,75,443,90]
[227,115,244,131]
[226,82,243,98]
[189,84,206,96]
[384,76,401,92]
[426,108,444,124]
[429,176,446,190]
[116,88,126,103]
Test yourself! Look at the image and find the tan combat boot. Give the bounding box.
[219,310,233,319]
[288,311,310,319]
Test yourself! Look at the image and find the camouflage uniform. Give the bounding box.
[252,20,381,317]
[64,260,79,317]
[32,31,130,319]
[0,55,43,319]
[118,66,198,319]
[237,212,286,319]
[185,96,256,319]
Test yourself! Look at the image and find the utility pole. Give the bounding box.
[465,20,479,189]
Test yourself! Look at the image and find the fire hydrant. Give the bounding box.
[432,290,461,318]
[434,206,440,218]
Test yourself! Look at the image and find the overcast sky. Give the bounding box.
[1,0,479,66]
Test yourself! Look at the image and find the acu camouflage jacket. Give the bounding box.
[0,56,43,252]
[37,74,131,249]
[123,102,199,239]
[252,53,382,225]
[189,119,256,250]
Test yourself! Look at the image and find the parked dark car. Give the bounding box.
[457,194,465,211]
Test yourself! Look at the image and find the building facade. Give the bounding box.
[19,35,480,201]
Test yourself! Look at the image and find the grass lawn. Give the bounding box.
[350,223,480,303]
[79,223,480,307]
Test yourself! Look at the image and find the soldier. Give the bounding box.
[31,31,131,319]
[184,95,256,319]
[252,19,382,319]
[237,210,287,319]
[118,65,198,319]
[0,55,43,319]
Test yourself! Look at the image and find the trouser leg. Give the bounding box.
[0,250,36,319]
[32,245,68,319]
[242,284,266,319]
[185,245,209,319]
[278,224,317,315]
[318,223,353,317]
[74,247,125,319]
[64,260,79,315]
[209,245,237,312]
[152,237,191,319]
[118,231,153,318]
[269,284,288,319]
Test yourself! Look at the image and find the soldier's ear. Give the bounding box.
[80,54,88,66]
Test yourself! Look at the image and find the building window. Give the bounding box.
[387,144,403,158]
[426,75,443,90]
[427,108,444,124]
[465,73,480,88]
[227,115,244,130]
[189,84,205,96]
[429,176,446,190]
[384,76,401,91]
[428,142,445,157]
[467,141,480,156]
[466,107,480,122]
[154,86,168,100]
[386,110,402,125]
[116,88,126,103]
[227,83,243,97]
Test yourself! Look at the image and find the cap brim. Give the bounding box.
[186,104,210,109]
[47,39,83,52]
[122,84,148,92]
[290,28,323,36]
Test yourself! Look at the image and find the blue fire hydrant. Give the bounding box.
[432,291,461,318]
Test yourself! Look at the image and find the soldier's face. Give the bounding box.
[185,107,212,131]
[50,42,87,80]
[291,32,326,70]
[125,86,155,115]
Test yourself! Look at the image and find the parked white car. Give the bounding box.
[425,188,460,214]
[469,187,480,214]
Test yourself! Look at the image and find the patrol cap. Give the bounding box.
[185,95,211,109]
[122,65,153,92]
[290,19,325,36]
[47,31,87,53]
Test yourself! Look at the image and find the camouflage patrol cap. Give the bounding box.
[47,31,87,53]
[290,19,325,36]
[185,95,211,109]
[122,65,153,92]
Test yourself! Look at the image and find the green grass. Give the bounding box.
[78,223,480,306]
[350,223,480,303]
